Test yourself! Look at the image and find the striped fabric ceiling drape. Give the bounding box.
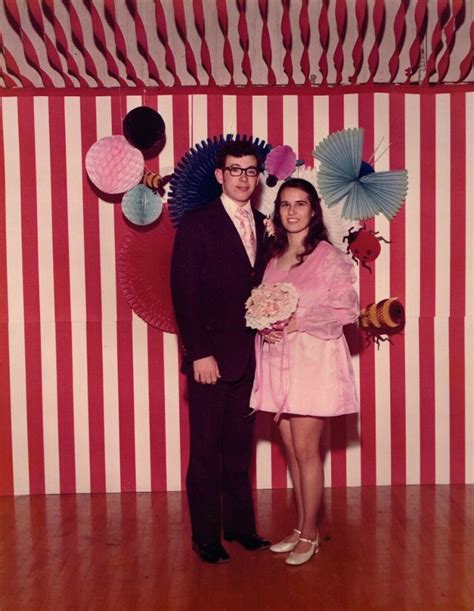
[1,0,472,89]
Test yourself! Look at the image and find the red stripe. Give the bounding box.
[424,0,450,83]
[172,95,191,490]
[367,0,386,82]
[358,93,377,486]
[388,0,408,83]
[407,0,428,82]
[281,0,293,84]
[298,0,310,81]
[266,96,287,488]
[350,0,369,84]
[80,97,106,492]
[419,94,436,483]
[0,101,14,495]
[236,95,253,138]
[457,22,474,82]
[449,92,466,483]
[236,0,252,83]
[258,0,276,86]
[318,0,330,84]
[173,0,199,83]
[389,94,407,485]
[207,94,223,137]
[112,96,136,492]
[329,95,347,487]
[49,97,76,493]
[334,0,347,85]
[18,97,45,494]
[155,0,181,86]
[193,0,215,86]
[216,0,234,83]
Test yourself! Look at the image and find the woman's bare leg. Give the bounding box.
[278,417,303,542]
[289,416,325,553]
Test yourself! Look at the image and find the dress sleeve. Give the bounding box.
[296,249,359,340]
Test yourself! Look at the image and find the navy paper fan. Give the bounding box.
[167,134,272,227]
[313,128,408,221]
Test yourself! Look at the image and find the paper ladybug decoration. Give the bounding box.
[343,226,390,273]
[360,298,405,347]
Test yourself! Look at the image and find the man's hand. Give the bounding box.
[193,356,221,384]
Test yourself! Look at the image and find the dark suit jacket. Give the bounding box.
[171,198,266,381]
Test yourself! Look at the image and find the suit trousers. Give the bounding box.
[186,360,256,545]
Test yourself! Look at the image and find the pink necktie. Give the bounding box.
[235,207,256,266]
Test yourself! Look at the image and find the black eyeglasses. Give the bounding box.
[223,166,259,177]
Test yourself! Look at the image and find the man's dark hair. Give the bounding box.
[216,140,261,169]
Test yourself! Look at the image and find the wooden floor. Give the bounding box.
[0,486,473,611]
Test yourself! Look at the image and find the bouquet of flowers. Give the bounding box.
[245,282,299,332]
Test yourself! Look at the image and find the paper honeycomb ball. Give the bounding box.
[85,135,145,194]
[122,185,163,226]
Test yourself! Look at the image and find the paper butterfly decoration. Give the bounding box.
[312,128,408,221]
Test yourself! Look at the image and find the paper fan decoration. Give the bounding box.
[255,166,357,252]
[313,128,408,221]
[85,135,144,194]
[121,185,163,226]
[118,207,177,333]
[167,134,272,227]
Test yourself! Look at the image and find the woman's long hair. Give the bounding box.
[266,178,329,266]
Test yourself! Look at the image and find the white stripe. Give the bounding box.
[251,95,272,489]
[434,317,450,483]
[405,317,421,484]
[313,96,332,485]
[132,316,151,491]
[434,95,451,484]
[374,93,392,485]
[435,95,451,318]
[283,95,298,152]
[34,97,60,494]
[344,94,361,487]
[222,95,237,135]
[157,96,182,491]
[3,99,29,494]
[163,333,182,491]
[191,95,208,144]
[466,93,474,484]
[405,96,421,317]
[405,95,421,485]
[96,97,121,492]
[65,97,90,493]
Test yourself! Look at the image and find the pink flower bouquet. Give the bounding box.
[245,282,299,332]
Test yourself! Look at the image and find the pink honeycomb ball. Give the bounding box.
[86,135,145,194]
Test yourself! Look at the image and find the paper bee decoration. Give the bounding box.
[359,298,405,347]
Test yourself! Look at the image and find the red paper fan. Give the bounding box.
[118,206,177,333]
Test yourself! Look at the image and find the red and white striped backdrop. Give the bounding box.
[0,89,473,495]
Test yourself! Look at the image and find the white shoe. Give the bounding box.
[285,535,319,566]
[270,529,301,553]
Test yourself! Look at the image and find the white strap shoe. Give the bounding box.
[285,534,319,566]
[269,529,301,553]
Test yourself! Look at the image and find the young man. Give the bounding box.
[171,140,270,563]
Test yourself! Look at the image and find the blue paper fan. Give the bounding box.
[313,128,408,221]
[167,134,272,227]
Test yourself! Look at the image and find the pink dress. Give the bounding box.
[250,241,359,419]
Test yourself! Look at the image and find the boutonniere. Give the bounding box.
[263,216,275,237]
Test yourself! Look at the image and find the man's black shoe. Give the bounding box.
[192,542,230,564]
[223,533,271,551]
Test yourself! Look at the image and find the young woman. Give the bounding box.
[250,178,359,566]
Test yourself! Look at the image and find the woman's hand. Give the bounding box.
[263,329,284,344]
